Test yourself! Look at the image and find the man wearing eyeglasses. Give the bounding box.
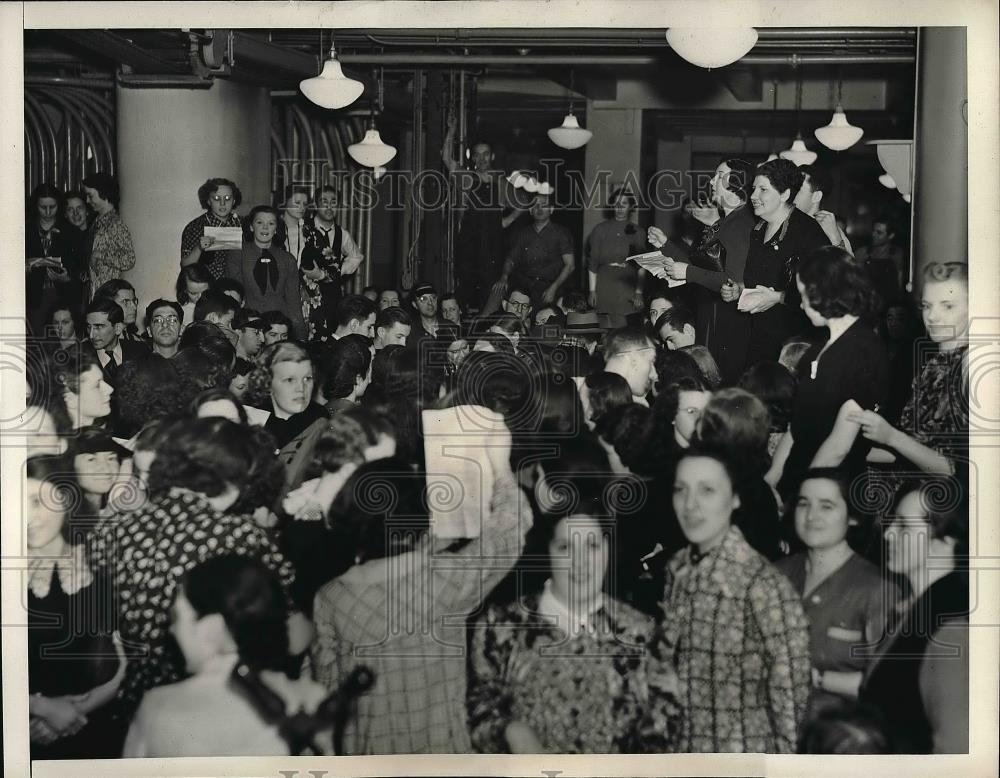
[407,282,448,349]
[145,299,184,359]
[501,286,533,325]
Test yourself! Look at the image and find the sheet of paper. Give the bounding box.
[626,250,686,287]
[737,286,770,312]
[422,405,507,540]
[204,225,244,251]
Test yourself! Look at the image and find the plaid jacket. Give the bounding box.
[311,474,532,754]
[657,526,811,753]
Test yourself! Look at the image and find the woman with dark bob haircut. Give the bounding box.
[768,246,888,499]
[123,555,333,757]
[738,361,797,457]
[81,172,136,296]
[85,417,299,719]
[25,454,127,760]
[733,158,830,372]
[180,177,243,278]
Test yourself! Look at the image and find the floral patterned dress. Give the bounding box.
[867,344,968,517]
[467,589,682,753]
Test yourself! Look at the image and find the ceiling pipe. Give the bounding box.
[338,53,914,66]
[353,36,913,50]
[25,75,115,89]
[343,27,915,41]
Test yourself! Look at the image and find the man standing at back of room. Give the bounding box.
[442,115,524,312]
[495,193,575,311]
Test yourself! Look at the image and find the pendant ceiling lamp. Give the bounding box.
[878,173,897,189]
[780,76,817,166]
[866,139,912,197]
[548,70,593,150]
[299,32,364,110]
[814,75,864,151]
[666,27,758,69]
[348,69,396,168]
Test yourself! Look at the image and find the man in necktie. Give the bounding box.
[84,297,149,389]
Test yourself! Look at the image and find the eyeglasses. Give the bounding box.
[151,315,180,326]
[507,300,531,311]
[210,195,234,204]
[318,199,337,207]
[417,294,437,302]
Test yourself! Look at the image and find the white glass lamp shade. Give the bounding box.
[666,27,758,69]
[299,58,364,110]
[535,181,554,196]
[348,129,397,168]
[779,136,818,166]
[547,113,593,150]
[522,177,540,193]
[868,139,912,197]
[878,173,897,189]
[902,193,911,203]
[814,106,864,151]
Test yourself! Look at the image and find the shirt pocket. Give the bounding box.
[826,626,863,643]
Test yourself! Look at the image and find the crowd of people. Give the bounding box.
[21,153,969,758]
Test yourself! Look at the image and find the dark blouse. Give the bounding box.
[742,207,830,370]
[780,319,889,498]
[776,552,898,714]
[180,211,241,279]
[28,567,123,759]
[860,572,969,753]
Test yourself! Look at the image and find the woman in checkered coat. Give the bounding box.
[655,448,812,753]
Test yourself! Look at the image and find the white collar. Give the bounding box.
[95,341,123,365]
[537,578,605,636]
[28,544,93,598]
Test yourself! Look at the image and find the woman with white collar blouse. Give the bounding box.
[467,442,681,754]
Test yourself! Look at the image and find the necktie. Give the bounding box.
[104,349,118,384]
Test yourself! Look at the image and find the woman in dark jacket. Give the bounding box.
[26,184,86,334]
[735,159,831,371]
[772,246,888,500]
[860,479,969,753]
[648,157,758,384]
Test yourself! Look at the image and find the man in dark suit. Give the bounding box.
[84,297,149,389]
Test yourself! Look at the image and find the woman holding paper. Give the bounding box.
[181,178,243,278]
[26,184,86,335]
[738,159,829,369]
[647,158,757,384]
[585,188,648,329]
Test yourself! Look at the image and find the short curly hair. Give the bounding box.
[114,353,184,437]
[146,417,257,498]
[197,177,242,210]
[797,245,878,320]
[754,158,804,202]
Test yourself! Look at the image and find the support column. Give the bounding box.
[117,79,271,319]
[911,27,967,288]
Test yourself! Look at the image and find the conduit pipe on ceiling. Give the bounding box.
[337,53,914,66]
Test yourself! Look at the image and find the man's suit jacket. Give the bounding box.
[84,339,151,387]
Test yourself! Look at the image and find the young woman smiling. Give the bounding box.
[225,205,306,339]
